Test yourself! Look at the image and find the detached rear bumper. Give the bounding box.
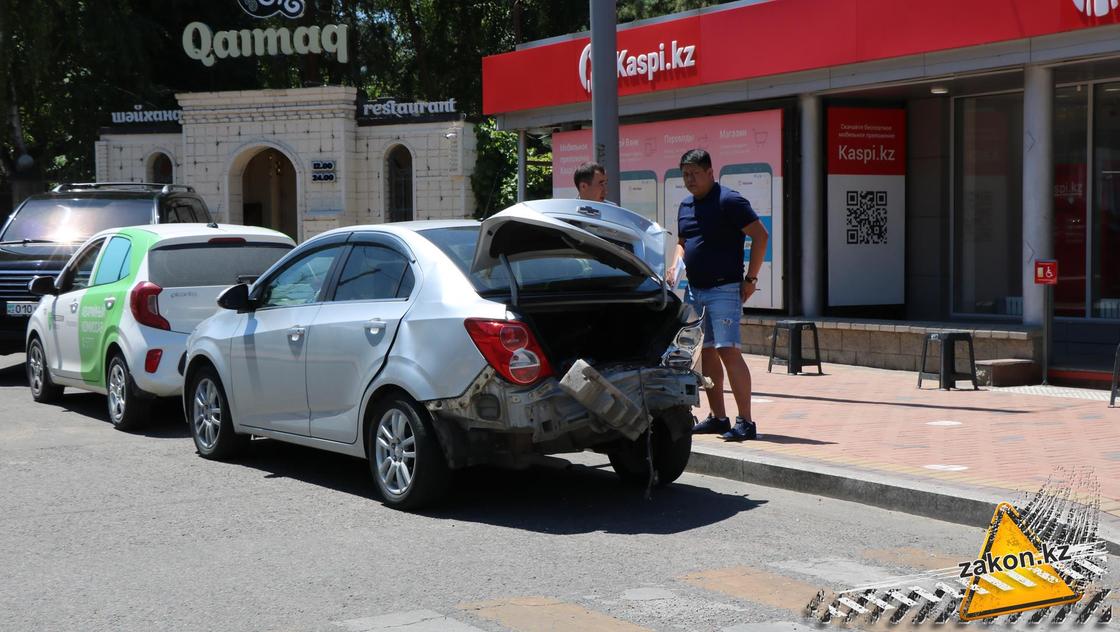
[427,362,701,444]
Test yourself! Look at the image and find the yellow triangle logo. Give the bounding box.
[959,502,1082,621]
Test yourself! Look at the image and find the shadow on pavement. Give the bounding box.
[53,392,190,438]
[754,391,1028,414]
[0,361,27,387]
[753,433,836,446]
[230,439,766,534]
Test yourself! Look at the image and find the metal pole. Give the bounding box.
[516,130,527,202]
[799,94,823,316]
[1043,284,1052,385]
[590,0,620,204]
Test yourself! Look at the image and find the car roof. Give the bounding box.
[313,219,480,241]
[88,223,294,244]
[26,191,162,202]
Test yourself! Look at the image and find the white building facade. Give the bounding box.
[96,86,475,242]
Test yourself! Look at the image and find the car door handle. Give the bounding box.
[69,302,78,314]
[288,326,306,343]
[365,318,386,335]
[104,297,116,310]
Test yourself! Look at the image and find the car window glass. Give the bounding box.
[257,246,343,308]
[148,243,291,288]
[334,245,414,302]
[187,200,211,222]
[91,236,132,286]
[166,206,183,223]
[67,239,106,292]
[1,198,152,243]
[420,226,657,295]
[172,202,197,222]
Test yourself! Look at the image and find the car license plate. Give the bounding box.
[5,301,36,317]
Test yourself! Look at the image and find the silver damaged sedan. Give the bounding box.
[182,200,704,509]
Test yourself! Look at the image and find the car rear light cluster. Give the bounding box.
[145,349,163,373]
[464,318,553,386]
[130,281,170,331]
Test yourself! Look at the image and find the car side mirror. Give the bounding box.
[217,283,253,312]
[28,275,58,296]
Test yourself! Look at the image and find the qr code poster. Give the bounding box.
[845,190,888,245]
[826,177,906,306]
[826,106,905,306]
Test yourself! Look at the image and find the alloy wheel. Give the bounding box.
[108,363,127,423]
[28,344,45,396]
[374,408,417,496]
[192,378,222,450]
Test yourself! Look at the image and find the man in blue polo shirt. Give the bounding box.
[667,148,769,441]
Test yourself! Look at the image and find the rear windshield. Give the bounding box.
[419,226,657,294]
[148,243,292,288]
[2,197,153,243]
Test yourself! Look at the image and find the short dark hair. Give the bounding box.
[573,161,605,188]
[679,148,712,170]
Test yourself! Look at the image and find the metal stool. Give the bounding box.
[1110,342,1119,408]
[918,331,979,390]
[767,320,823,375]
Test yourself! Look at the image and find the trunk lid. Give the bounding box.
[471,200,666,280]
[156,286,229,334]
[146,237,293,334]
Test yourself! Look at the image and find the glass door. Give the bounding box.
[1092,82,1120,319]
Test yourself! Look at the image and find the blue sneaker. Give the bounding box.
[721,417,757,442]
[692,414,731,435]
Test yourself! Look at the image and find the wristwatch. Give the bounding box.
[744,275,757,284]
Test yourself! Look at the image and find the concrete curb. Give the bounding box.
[685,442,1120,556]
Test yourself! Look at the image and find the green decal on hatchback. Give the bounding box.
[78,229,160,386]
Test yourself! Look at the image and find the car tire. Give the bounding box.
[27,337,63,403]
[187,365,249,460]
[367,393,450,510]
[608,409,693,488]
[106,353,151,431]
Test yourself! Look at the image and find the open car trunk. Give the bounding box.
[471,200,686,370]
[518,299,685,369]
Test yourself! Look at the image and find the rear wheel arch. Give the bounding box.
[361,384,423,458]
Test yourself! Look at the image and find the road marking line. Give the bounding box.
[679,566,822,612]
[457,596,651,632]
[859,547,962,572]
[334,609,486,632]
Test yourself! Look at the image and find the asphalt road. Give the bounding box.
[0,354,1115,632]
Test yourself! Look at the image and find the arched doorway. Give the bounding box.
[386,145,413,222]
[241,148,298,240]
[147,152,173,184]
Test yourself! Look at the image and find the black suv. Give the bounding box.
[0,182,214,354]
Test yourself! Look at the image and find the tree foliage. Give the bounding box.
[0,0,726,209]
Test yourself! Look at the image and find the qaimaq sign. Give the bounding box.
[826,107,906,306]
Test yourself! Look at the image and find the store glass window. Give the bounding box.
[1092,82,1120,319]
[953,93,1023,315]
[1053,85,1089,317]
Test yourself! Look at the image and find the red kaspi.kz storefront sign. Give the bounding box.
[483,0,1120,115]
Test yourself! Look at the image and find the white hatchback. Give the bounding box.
[25,224,294,430]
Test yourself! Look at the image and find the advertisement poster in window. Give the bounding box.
[826,107,906,307]
[552,110,784,310]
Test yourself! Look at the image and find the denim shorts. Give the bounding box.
[685,282,742,349]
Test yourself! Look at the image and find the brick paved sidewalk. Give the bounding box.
[692,354,1120,518]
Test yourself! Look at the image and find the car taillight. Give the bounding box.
[464,319,553,386]
[145,349,163,373]
[130,282,170,331]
